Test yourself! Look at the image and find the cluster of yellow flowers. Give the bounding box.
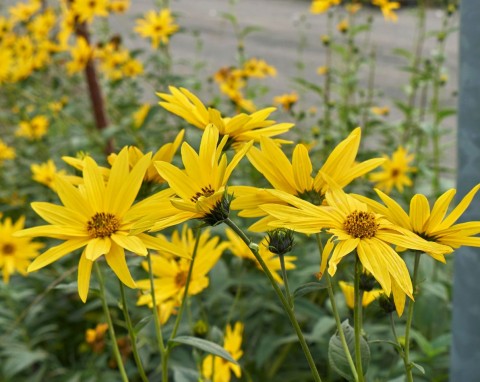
[310,0,400,22]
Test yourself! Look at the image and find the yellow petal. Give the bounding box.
[78,250,93,302]
[292,144,313,192]
[85,237,111,261]
[437,184,480,231]
[410,194,430,234]
[105,244,136,288]
[28,238,88,272]
[426,189,456,232]
[112,233,148,255]
[83,156,106,211]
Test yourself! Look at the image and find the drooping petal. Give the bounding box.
[85,237,111,261]
[112,233,148,255]
[28,238,88,272]
[105,244,136,288]
[78,250,93,302]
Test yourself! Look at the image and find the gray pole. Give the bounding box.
[451,0,480,380]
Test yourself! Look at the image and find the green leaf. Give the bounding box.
[328,320,370,381]
[169,336,238,364]
[292,77,323,96]
[240,25,263,38]
[411,361,425,375]
[293,280,328,298]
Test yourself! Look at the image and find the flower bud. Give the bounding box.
[266,228,295,256]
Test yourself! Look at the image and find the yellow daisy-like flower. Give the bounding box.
[310,0,341,14]
[31,159,67,190]
[85,322,108,353]
[16,115,49,140]
[202,322,244,382]
[338,281,382,310]
[242,57,277,78]
[225,228,296,284]
[135,125,252,232]
[16,148,171,302]
[273,92,298,112]
[108,0,130,14]
[0,216,44,284]
[71,0,109,24]
[157,86,294,148]
[134,9,179,49]
[107,130,184,184]
[371,106,390,116]
[231,128,385,231]
[137,226,227,323]
[354,186,480,261]
[261,185,452,314]
[9,0,41,24]
[66,36,94,75]
[369,146,416,194]
[372,0,400,22]
[0,139,16,164]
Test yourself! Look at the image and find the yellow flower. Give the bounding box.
[231,128,385,231]
[310,0,341,14]
[16,148,171,302]
[122,58,143,77]
[337,19,349,33]
[0,216,44,284]
[108,0,130,14]
[338,281,382,309]
[157,86,294,147]
[0,139,16,164]
[372,0,400,22]
[133,103,151,129]
[242,58,277,78]
[85,322,109,353]
[134,125,252,232]
[71,0,109,24]
[371,106,390,116]
[134,9,179,49]
[317,66,329,76]
[369,146,416,194]
[354,186,480,261]
[136,226,227,323]
[273,92,298,112]
[31,159,66,190]
[17,115,49,140]
[202,322,244,382]
[66,36,94,75]
[225,228,296,284]
[9,0,41,24]
[27,8,56,39]
[261,185,452,314]
[107,130,184,184]
[346,3,362,13]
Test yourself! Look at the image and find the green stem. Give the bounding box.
[353,256,364,382]
[315,234,358,381]
[279,254,294,308]
[94,263,129,382]
[119,281,149,382]
[163,227,202,379]
[225,218,322,382]
[404,252,422,382]
[146,253,167,379]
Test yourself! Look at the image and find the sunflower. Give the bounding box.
[157,86,294,148]
[354,186,480,261]
[225,228,296,284]
[231,128,384,231]
[136,226,227,323]
[202,322,244,382]
[369,146,416,194]
[0,216,44,283]
[134,9,179,48]
[260,185,452,313]
[16,148,173,302]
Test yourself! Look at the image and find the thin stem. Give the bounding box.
[315,234,358,382]
[119,281,149,382]
[94,263,129,382]
[353,256,364,382]
[225,218,322,382]
[389,313,408,371]
[404,252,422,382]
[279,254,294,308]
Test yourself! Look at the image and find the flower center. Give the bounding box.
[2,243,15,256]
[175,270,188,287]
[190,185,215,203]
[87,212,120,238]
[344,210,378,239]
[391,168,400,178]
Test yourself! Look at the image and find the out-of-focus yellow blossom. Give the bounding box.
[339,281,382,309]
[337,19,349,33]
[0,50,13,83]
[134,9,179,49]
[28,8,56,39]
[17,115,49,140]
[0,16,14,37]
[317,66,329,76]
[9,0,41,24]
[66,37,94,75]
[202,322,244,382]
[96,42,142,80]
[372,0,400,22]
[346,3,362,13]
[133,104,151,128]
[0,140,16,164]
[310,0,341,14]
[122,58,143,77]
[369,146,416,194]
[273,92,298,112]
[71,0,109,24]
[225,228,296,284]
[31,160,69,190]
[57,8,76,50]
[242,57,277,78]
[371,106,390,116]
[108,0,130,14]
[0,216,44,284]
[48,96,69,114]
[85,323,109,353]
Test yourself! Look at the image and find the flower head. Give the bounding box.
[0,139,15,164]
[0,216,44,284]
[310,0,341,14]
[31,159,67,190]
[273,92,298,112]
[66,36,94,75]
[16,148,173,302]
[372,0,400,22]
[85,323,109,353]
[369,146,416,194]
[134,9,179,49]
[16,115,49,140]
[202,322,244,382]
[71,0,109,24]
